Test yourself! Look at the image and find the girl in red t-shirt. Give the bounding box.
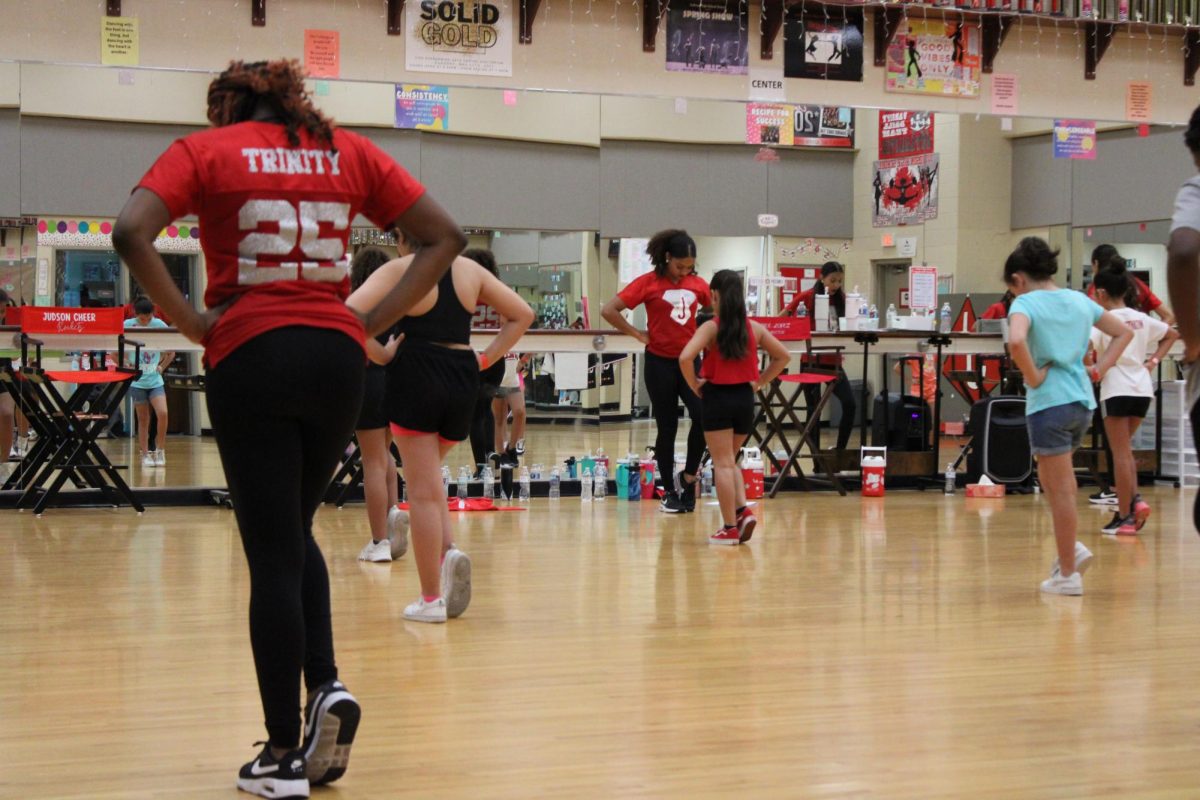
[783,261,857,450]
[679,270,789,545]
[112,59,467,797]
[601,230,712,513]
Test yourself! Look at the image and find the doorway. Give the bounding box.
[873,259,911,315]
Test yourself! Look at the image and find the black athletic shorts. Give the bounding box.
[386,341,479,442]
[702,382,755,434]
[1101,395,1151,419]
[356,365,388,430]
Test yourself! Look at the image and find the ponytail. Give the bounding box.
[709,269,748,361]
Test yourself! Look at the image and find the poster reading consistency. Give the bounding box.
[1053,119,1097,160]
[878,110,934,159]
[885,20,981,97]
[406,0,512,77]
[745,104,854,148]
[872,153,940,227]
[782,6,863,82]
[395,85,451,130]
[666,0,749,74]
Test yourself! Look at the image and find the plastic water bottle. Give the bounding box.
[481,464,494,500]
[549,467,561,499]
[518,466,531,502]
[456,466,470,508]
[868,304,879,327]
[594,464,607,501]
[795,301,807,320]
[886,303,897,329]
[580,468,593,502]
[441,465,451,498]
[940,302,952,333]
[701,464,714,497]
[944,463,956,495]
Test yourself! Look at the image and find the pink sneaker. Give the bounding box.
[709,526,741,546]
[1132,495,1151,531]
[737,509,757,543]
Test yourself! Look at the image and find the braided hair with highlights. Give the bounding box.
[206,59,335,148]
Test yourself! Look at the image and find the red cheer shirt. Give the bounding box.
[617,271,712,359]
[136,121,425,368]
[700,319,760,384]
[981,301,1008,320]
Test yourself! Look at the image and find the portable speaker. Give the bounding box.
[966,396,1032,484]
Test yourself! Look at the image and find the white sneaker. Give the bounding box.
[1040,571,1083,595]
[404,596,447,623]
[141,453,155,468]
[515,438,525,455]
[387,507,409,559]
[1050,541,1093,577]
[357,539,392,563]
[153,450,165,467]
[441,547,472,618]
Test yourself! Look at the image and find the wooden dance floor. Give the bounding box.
[2,477,1200,797]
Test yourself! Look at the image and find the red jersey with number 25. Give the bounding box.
[135,121,425,368]
[617,271,712,359]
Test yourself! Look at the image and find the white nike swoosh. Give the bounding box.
[250,761,279,777]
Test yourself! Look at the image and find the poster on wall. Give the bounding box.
[1052,119,1097,160]
[885,20,981,98]
[777,265,820,312]
[394,84,450,130]
[872,153,940,228]
[746,103,854,148]
[782,6,863,82]
[405,0,512,77]
[878,110,934,158]
[618,238,653,286]
[665,0,749,74]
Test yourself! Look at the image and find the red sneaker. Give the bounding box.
[709,526,741,546]
[737,509,757,543]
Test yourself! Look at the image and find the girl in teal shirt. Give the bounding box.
[1005,238,1132,596]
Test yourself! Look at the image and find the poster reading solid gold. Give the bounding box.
[406,0,512,77]
[885,20,980,98]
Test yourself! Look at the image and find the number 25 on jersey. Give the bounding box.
[238,199,351,286]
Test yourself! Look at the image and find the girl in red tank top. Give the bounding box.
[679,270,790,546]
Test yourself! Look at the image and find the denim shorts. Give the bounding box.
[1026,401,1091,457]
[129,384,166,404]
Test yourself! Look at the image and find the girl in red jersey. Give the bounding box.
[112,60,466,799]
[679,270,789,546]
[601,230,711,513]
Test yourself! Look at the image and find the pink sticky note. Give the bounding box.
[503,90,517,106]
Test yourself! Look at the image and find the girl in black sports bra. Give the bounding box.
[348,232,532,624]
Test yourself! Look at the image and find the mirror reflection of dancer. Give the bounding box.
[114,59,469,797]
[1005,237,1132,596]
[950,23,964,63]
[906,37,923,78]
[348,239,533,624]
[782,261,858,451]
[352,247,407,565]
[679,270,789,545]
[601,230,711,513]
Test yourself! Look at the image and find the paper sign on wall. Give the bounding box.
[1053,119,1097,160]
[908,265,938,311]
[990,73,1019,115]
[1126,81,1152,123]
[394,84,450,130]
[101,17,139,66]
[897,237,917,257]
[304,30,340,78]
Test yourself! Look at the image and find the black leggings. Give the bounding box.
[802,368,857,450]
[644,351,705,486]
[206,327,364,749]
[1192,401,1200,534]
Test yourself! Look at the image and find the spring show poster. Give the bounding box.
[872,154,940,227]
[746,104,854,148]
[406,0,512,77]
[885,19,981,98]
[666,0,749,75]
[782,6,864,82]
